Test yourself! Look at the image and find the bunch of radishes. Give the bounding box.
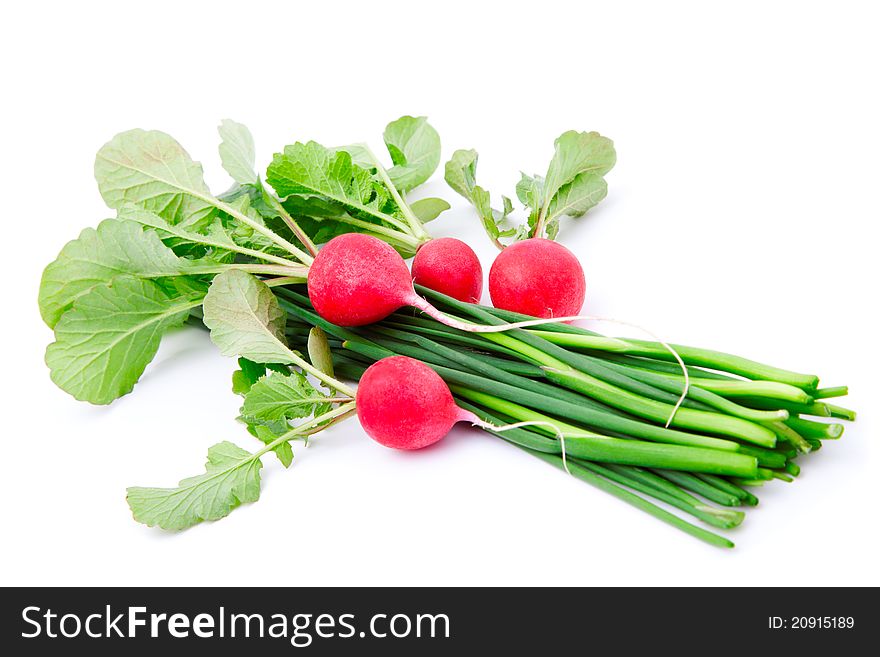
[39,116,852,543]
[310,232,587,449]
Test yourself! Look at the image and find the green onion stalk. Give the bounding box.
[272,285,853,548]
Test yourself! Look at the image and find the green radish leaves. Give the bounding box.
[202,270,291,364]
[540,130,615,211]
[38,217,195,328]
[45,276,201,404]
[410,197,451,223]
[382,115,441,193]
[542,172,609,239]
[218,119,258,186]
[95,129,217,228]
[241,371,330,423]
[444,149,515,247]
[231,357,289,396]
[307,327,335,378]
[268,142,403,230]
[127,441,264,530]
[39,216,213,404]
[95,128,304,262]
[265,116,444,254]
[335,116,441,194]
[445,130,615,244]
[237,369,330,468]
[529,130,615,240]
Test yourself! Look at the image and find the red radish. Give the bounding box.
[489,238,586,319]
[308,233,586,332]
[412,237,483,303]
[307,232,458,328]
[356,356,479,449]
[307,233,415,327]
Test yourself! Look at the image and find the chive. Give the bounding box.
[651,470,742,507]
[583,352,736,381]
[824,403,857,421]
[733,444,787,469]
[589,463,744,529]
[542,366,778,447]
[785,462,801,477]
[411,299,722,414]
[402,294,780,446]
[334,360,367,381]
[591,359,790,422]
[415,285,819,390]
[452,352,544,378]
[731,478,765,487]
[535,332,820,389]
[459,399,743,530]
[341,328,759,454]
[764,420,812,454]
[604,367,812,405]
[525,451,734,548]
[696,474,760,506]
[421,357,745,451]
[773,445,799,460]
[755,468,777,481]
[785,417,844,440]
[385,331,634,418]
[384,317,529,360]
[684,379,814,404]
[341,338,397,362]
[452,386,759,477]
[369,327,544,377]
[603,465,703,506]
[737,397,832,417]
[812,386,849,399]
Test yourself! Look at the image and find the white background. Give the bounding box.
[2,1,877,587]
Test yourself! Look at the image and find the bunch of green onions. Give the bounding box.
[274,285,854,548]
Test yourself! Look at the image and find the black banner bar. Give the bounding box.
[1,587,872,654]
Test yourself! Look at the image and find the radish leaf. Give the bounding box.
[95,129,217,228]
[203,270,354,397]
[127,441,263,530]
[447,130,615,244]
[96,129,304,261]
[253,425,294,468]
[202,270,291,364]
[409,197,450,223]
[218,119,258,186]
[241,371,331,422]
[39,218,193,328]
[232,358,290,395]
[267,142,402,228]
[45,276,202,404]
[545,170,608,221]
[444,149,515,247]
[528,130,615,239]
[540,130,615,210]
[382,115,441,193]
[307,327,335,378]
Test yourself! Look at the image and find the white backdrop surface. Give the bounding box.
[2,0,877,586]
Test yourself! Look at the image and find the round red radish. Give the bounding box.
[356,356,467,450]
[412,237,483,303]
[307,233,415,327]
[488,238,586,319]
[308,233,577,333]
